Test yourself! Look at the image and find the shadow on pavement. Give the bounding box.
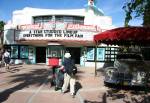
[84,100,101,103]
[1,65,23,73]
[75,70,86,80]
[0,82,27,102]
[75,81,82,95]
[84,93,107,103]
[0,71,6,74]
[0,68,52,102]
[10,65,23,70]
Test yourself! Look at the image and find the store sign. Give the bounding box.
[15,29,94,41]
[66,24,101,32]
[17,24,42,30]
[17,22,101,32]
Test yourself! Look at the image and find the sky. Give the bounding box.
[0,0,143,27]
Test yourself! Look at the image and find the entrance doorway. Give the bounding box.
[36,47,46,63]
[66,47,81,64]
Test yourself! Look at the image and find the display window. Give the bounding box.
[11,46,18,58]
[28,47,34,59]
[87,47,95,61]
[47,45,64,58]
[96,48,105,61]
[86,47,118,62]
[20,46,28,59]
[104,47,118,62]
[5,45,29,59]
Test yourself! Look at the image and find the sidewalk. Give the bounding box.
[0,64,108,103]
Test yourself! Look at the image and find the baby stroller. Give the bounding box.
[51,66,64,91]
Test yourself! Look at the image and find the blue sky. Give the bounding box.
[0,0,143,27]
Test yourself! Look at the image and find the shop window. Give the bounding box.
[47,46,64,58]
[20,46,28,59]
[87,47,95,61]
[11,46,18,58]
[104,47,118,62]
[96,48,105,61]
[28,47,34,59]
[86,47,119,62]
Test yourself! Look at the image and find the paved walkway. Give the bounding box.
[0,64,109,103]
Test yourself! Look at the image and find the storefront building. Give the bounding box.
[3,0,116,67]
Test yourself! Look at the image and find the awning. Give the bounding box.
[94,26,150,46]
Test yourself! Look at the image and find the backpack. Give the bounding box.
[72,65,77,75]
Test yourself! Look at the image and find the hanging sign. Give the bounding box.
[15,29,94,41]
[17,22,102,32]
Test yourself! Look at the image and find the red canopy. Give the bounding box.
[94,26,150,46]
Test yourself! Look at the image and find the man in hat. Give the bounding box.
[61,52,76,97]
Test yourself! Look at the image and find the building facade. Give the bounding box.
[3,0,116,67]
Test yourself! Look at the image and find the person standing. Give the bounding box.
[61,52,76,97]
[3,50,10,70]
[0,49,4,67]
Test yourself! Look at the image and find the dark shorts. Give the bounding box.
[4,57,10,64]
